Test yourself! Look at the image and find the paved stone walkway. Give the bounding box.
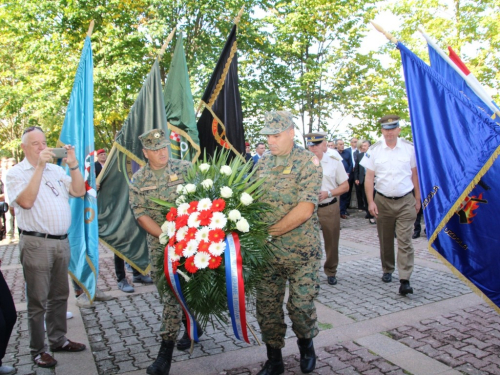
[1,208,498,374]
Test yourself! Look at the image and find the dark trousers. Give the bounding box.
[340,173,355,214]
[355,182,365,210]
[414,207,423,232]
[115,254,140,282]
[0,270,17,366]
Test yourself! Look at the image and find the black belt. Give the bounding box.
[19,230,68,240]
[318,197,338,208]
[376,191,411,200]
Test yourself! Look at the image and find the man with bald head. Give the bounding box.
[253,111,322,374]
[6,126,86,368]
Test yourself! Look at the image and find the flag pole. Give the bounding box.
[370,21,398,45]
[159,27,177,57]
[96,144,117,185]
[234,6,245,26]
[87,20,94,37]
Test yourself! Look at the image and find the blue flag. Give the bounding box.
[58,36,98,301]
[398,41,500,311]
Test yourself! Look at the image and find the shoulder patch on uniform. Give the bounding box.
[401,138,413,145]
[370,140,382,149]
[329,154,341,161]
[311,156,320,166]
[365,153,370,158]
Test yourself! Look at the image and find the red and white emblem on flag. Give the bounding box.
[170,131,181,142]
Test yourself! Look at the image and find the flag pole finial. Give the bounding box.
[234,6,245,25]
[87,20,94,37]
[159,27,177,57]
[370,21,398,45]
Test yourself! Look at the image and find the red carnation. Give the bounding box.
[211,198,226,212]
[198,240,210,253]
[175,215,189,230]
[168,236,176,246]
[166,207,177,221]
[198,210,213,226]
[184,256,198,274]
[208,228,225,243]
[208,256,222,269]
[175,240,187,256]
[187,201,199,214]
[185,227,198,241]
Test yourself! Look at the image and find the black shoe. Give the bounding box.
[257,344,284,375]
[399,280,413,295]
[369,218,376,224]
[412,231,420,239]
[297,338,316,373]
[327,276,337,285]
[147,340,174,375]
[364,214,371,219]
[177,320,203,351]
[382,273,392,283]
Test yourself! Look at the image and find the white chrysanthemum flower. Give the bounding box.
[178,203,190,216]
[176,226,188,242]
[176,195,187,206]
[199,163,210,172]
[166,221,176,238]
[168,246,181,262]
[160,221,170,233]
[194,252,210,269]
[220,165,232,176]
[240,192,254,206]
[236,218,250,233]
[220,186,233,198]
[201,179,213,189]
[228,209,241,222]
[198,198,212,211]
[209,241,226,256]
[159,232,168,245]
[196,227,210,242]
[188,212,201,228]
[176,184,184,194]
[185,183,196,193]
[183,239,199,258]
[209,212,227,229]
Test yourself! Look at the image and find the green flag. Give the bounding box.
[97,59,168,274]
[164,34,200,163]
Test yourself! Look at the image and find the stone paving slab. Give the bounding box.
[317,258,471,322]
[386,303,500,374]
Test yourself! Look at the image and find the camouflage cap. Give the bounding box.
[379,114,400,130]
[260,111,295,135]
[139,129,169,150]
[304,132,327,146]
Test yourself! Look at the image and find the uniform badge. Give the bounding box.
[283,164,293,174]
[365,153,370,158]
[265,112,274,122]
[154,132,160,138]
[312,156,320,166]
[170,174,178,182]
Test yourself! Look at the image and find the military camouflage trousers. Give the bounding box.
[149,244,183,341]
[256,259,320,349]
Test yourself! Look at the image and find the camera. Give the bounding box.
[51,148,68,159]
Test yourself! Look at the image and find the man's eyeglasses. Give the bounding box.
[45,181,59,196]
[22,126,44,135]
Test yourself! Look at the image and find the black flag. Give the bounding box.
[196,24,245,160]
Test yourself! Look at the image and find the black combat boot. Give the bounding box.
[177,319,204,350]
[297,338,316,373]
[147,340,174,375]
[257,344,284,375]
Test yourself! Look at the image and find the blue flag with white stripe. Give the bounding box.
[58,36,98,301]
[398,41,500,311]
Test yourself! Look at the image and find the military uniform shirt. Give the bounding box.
[360,138,416,197]
[320,152,348,204]
[129,159,192,248]
[253,144,322,264]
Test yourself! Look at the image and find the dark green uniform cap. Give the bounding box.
[260,111,295,135]
[139,129,169,150]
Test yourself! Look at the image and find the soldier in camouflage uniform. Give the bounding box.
[252,111,323,375]
[129,129,197,375]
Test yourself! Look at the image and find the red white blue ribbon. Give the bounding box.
[164,249,200,342]
[224,232,250,343]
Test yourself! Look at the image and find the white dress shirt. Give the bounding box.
[319,152,348,204]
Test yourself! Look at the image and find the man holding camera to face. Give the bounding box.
[5,127,87,368]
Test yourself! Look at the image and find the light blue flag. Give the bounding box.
[58,36,98,301]
[398,41,500,311]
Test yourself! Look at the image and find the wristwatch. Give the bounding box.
[327,190,332,198]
